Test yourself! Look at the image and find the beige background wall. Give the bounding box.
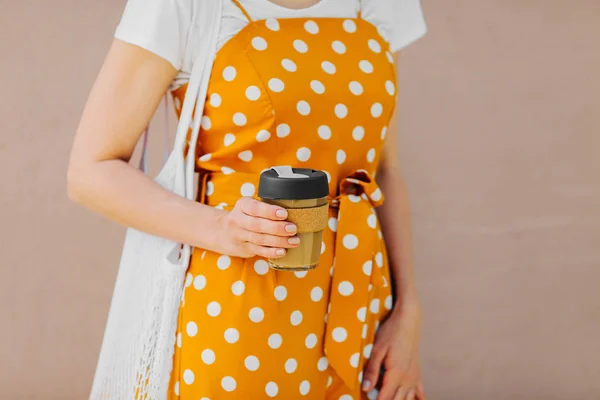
[1,1,599,399]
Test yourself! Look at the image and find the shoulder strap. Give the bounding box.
[231,0,254,22]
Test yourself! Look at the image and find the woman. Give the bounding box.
[68,0,427,399]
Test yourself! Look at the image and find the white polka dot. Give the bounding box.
[268,333,282,349]
[318,125,332,140]
[336,149,347,164]
[377,229,383,239]
[367,213,377,228]
[233,112,247,126]
[340,395,353,400]
[231,280,245,296]
[349,81,363,95]
[386,80,396,96]
[186,321,198,337]
[371,103,383,118]
[311,286,323,302]
[199,153,211,162]
[294,39,308,53]
[295,270,307,278]
[201,116,211,130]
[370,298,380,314]
[268,78,285,92]
[375,251,384,267]
[332,327,348,342]
[193,275,207,291]
[207,301,221,317]
[185,272,193,287]
[254,259,269,275]
[224,133,236,147]
[305,333,318,349]
[317,356,329,371]
[290,310,303,326]
[343,19,357,33]
[274,286,287,301]
[338,281,355,296]
[352,126,365,141]
[327,376,333,388]
[310,80,325,94]
[385,295,393,310]
[223,66,236,81]
[266,18,280,31]
[285,358,297,373]
[304,20,319,34]
[321,241,326,254]
[348,194,361,203]
[322,61,336,74]
[300,380,311,395]
[381,126,388,140]
[297,100,311,116]
[328,217,338,232]
[224,328,239,343]
[217,255,231,270]
[221,376,237,392]
[335,104,348,119]
[256,129,271,142]
[241,183,256,197]
[350,353,360,368]
[358,371,364,383]
[238,150,253,162]
[266,382,279,397]
[362,260,373,276]
[359,60,374,74]
[246,85,261,101]
[362,324,368,339]
[357,307,367,322]
[174,381,180,396]
[367,148,376,163]
[332,40,346,54]
[222,166,235,175]
[371,188,382,201]
[176,332,182,348]
[387,50,394,63]
[245,355,260,371]
[252,36,268,50]
[183,369,195,384]
[201,349,216,365]
[281,58,297,72]
[276,123,290,138]
[210,93,222,107]
[249,307,265,323]
[343,234,359,250]
[363,344,373,358]
[296,147,311,162]
[368,39,382,53]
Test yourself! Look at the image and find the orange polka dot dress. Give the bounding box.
[168,2,397,399]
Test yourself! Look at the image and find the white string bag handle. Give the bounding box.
[88,2,222,399]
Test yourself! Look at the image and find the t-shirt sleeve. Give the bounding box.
[389,0,427,52]
[114,0,193,71]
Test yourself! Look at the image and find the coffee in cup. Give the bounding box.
[258,166,329,271]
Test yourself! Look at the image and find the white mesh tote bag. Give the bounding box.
[89,2,222,399]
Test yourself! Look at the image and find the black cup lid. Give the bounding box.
[258,166,329,200]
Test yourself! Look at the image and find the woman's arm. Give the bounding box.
[362,53,425,400]
[68,40,298,259]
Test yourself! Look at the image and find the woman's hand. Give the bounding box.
[213,197,300,258]
[362,306,425,400]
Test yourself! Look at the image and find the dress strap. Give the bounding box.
[231,0,254,22]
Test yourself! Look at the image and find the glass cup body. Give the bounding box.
[262,197,328,271]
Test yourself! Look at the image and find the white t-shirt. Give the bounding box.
[115,0,426,84]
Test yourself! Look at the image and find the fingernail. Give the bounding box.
[276,209,287,218]
[276,249,286,256]
[362,380,371,391]
[288,237,300,245]
[285,224,297,233]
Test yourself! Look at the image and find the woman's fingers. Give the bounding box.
[238,197,287,221]
[236,198,297,236]
[406,387,417,400]
[416,382,426,400]
[243,230,299,249]
[362,344,386,392]
[245,243,286,259]
[393,386,409,400]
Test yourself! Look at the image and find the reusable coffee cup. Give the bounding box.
[258,166,330,271]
